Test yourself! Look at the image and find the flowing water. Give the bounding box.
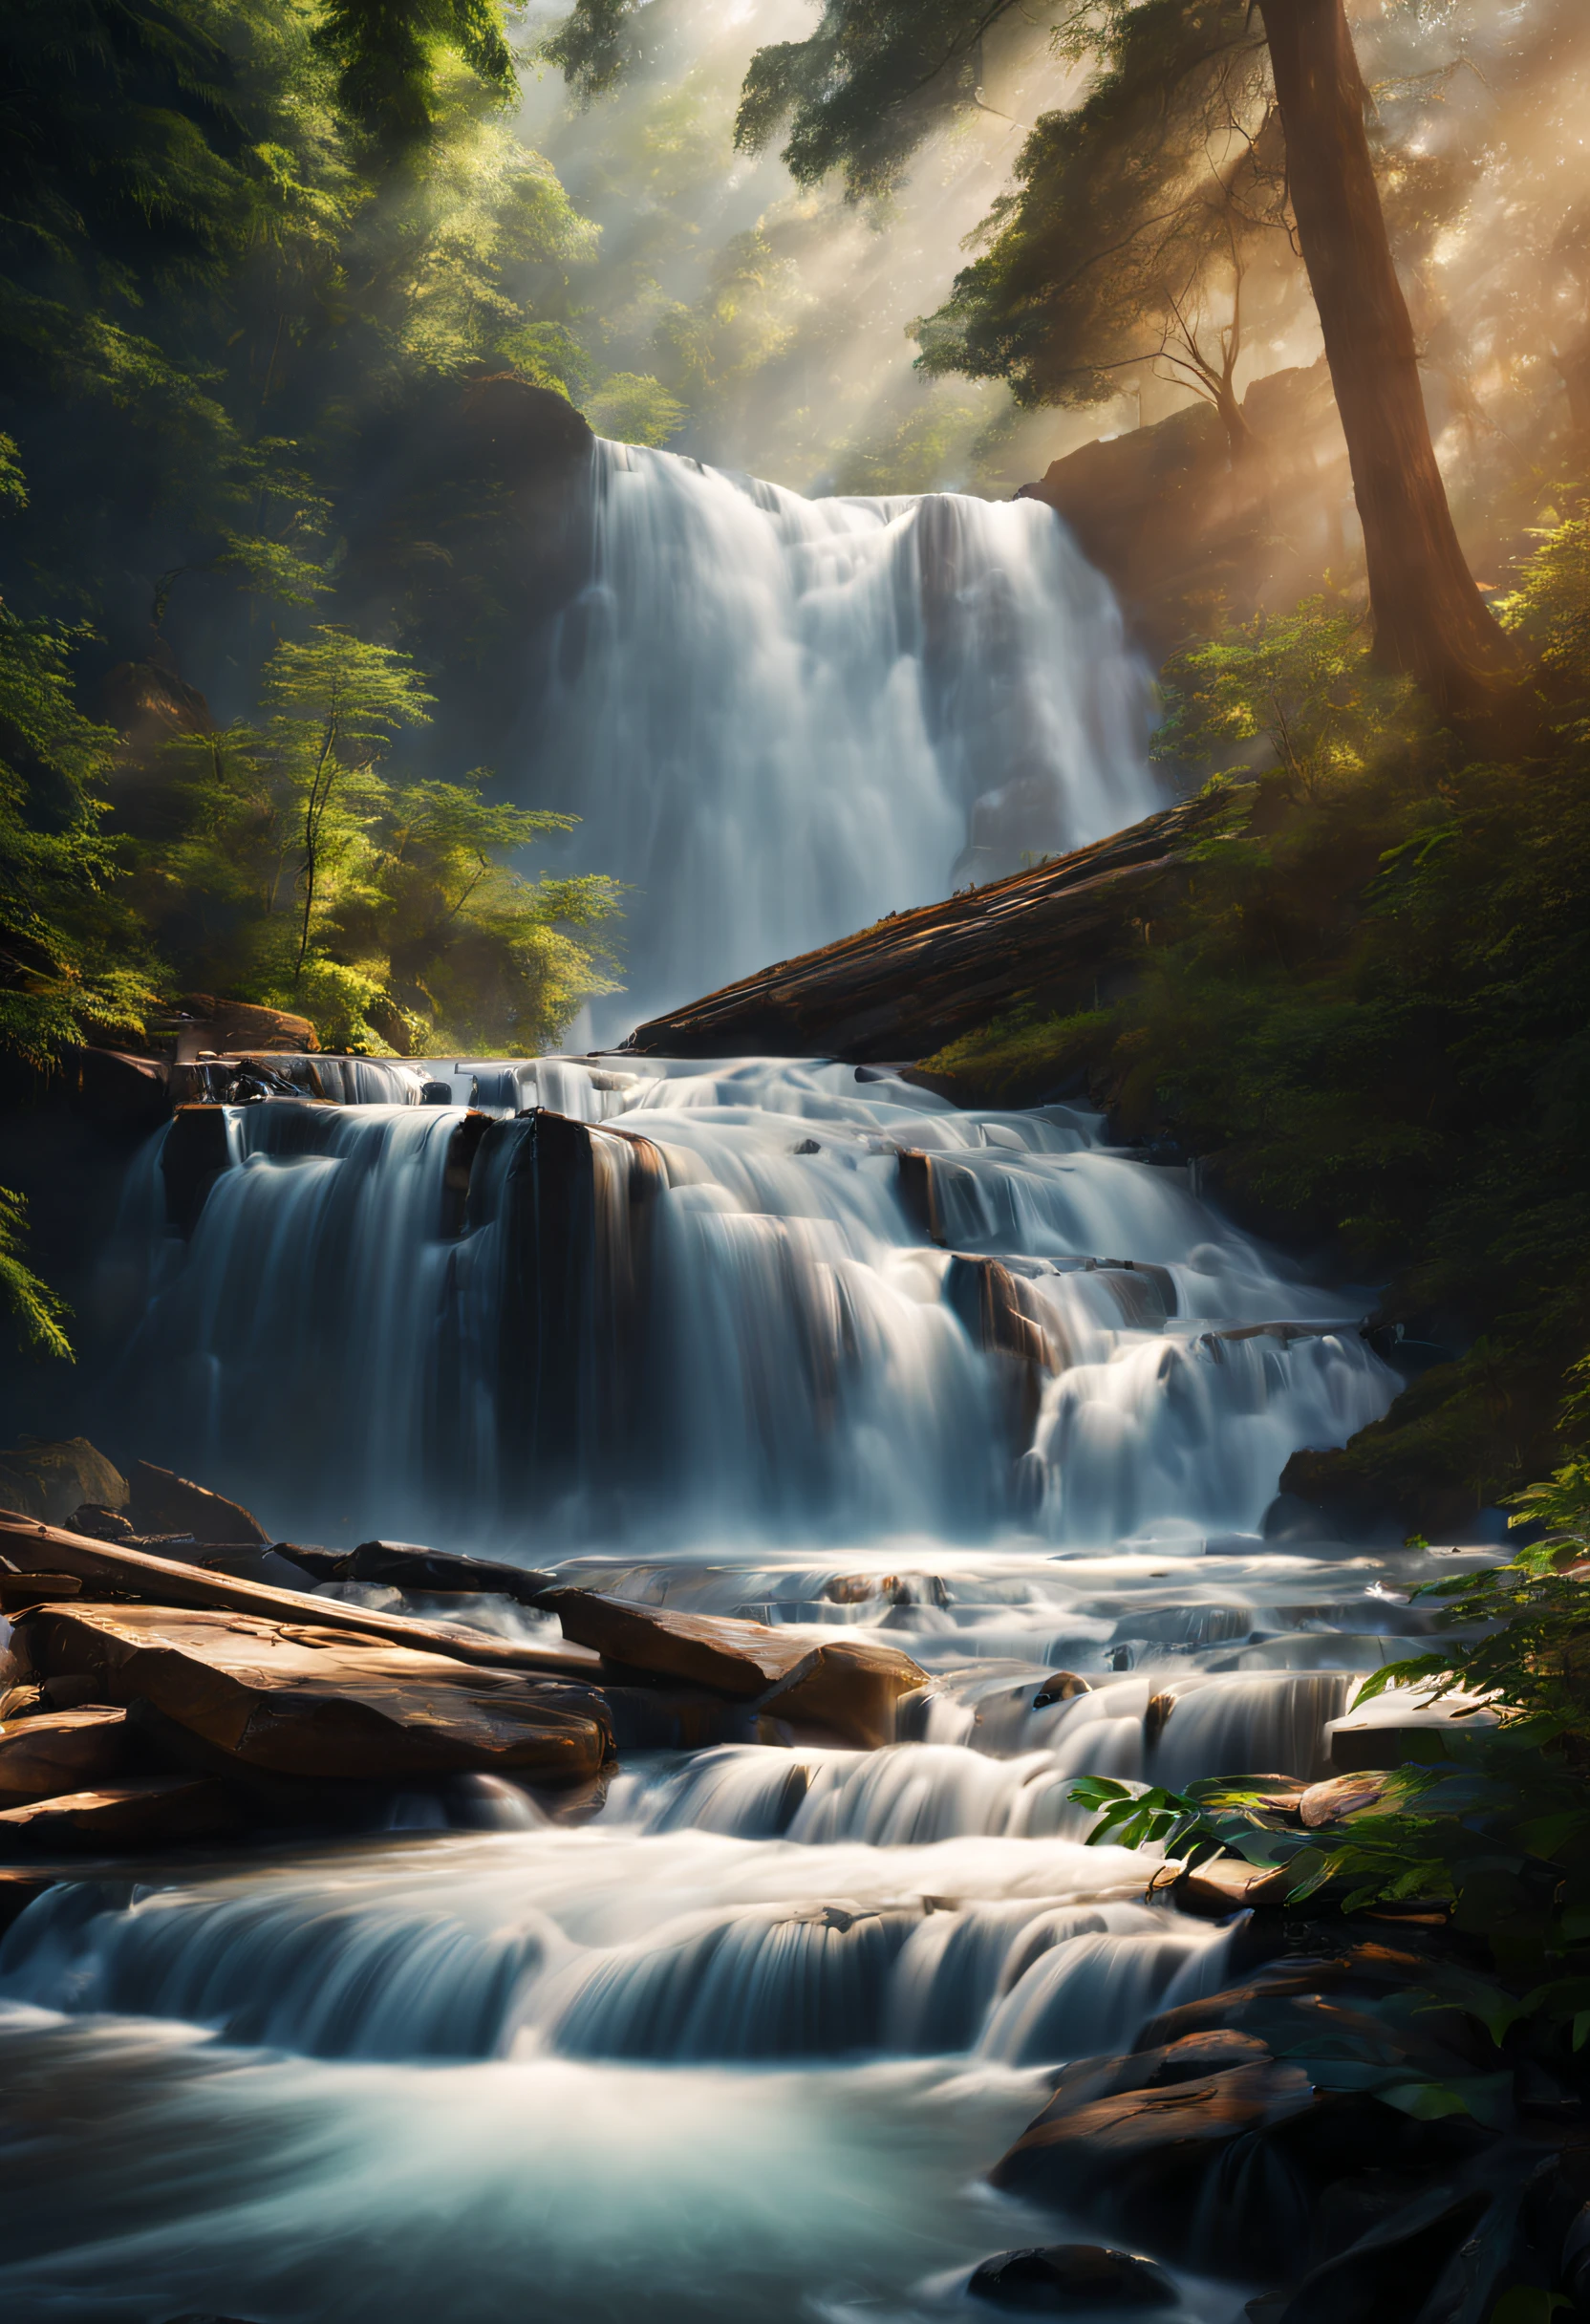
[0,471,1471,2321]
[532,445,1157,1036]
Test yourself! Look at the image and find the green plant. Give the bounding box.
[0,1186,72,1360]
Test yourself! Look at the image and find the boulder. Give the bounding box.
[58,1047,171,1130]
[65,1504,136,1542]
[12,1601,612,1783]
[1043,2031,1275,2120]
[0,1438,129,1527]
[0,1707,133,1800]
[127,1461,269,1547]
[0,1776,243,1848]
[1324,1699,1497,1773]
[547,1589,928,1749]
[0,1512,599,1681]
[968,2246,1178,2312]
[1033,1670,1092,1708]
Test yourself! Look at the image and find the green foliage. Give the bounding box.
[0,607,157,1065]
[0,1186,73,1361]
[581,372,686,447]
[1151,603,1420,802]
[1496,499,1590,711]
[922,522,1590,1529]
[139,636,620,1053]
[312,0,514,160]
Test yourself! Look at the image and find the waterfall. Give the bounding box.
[105,1057,1395,1549]
[531,445,1158,1034]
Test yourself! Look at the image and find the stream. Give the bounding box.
[0,455,1469,2321]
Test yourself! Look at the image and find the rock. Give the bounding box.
[0,1684,45,1719]
[161,1105,234,1233]
[1043,2031,1275,2119]
[340,1540,556,1605]
[197,1544,333,1590]
[176,993,317,1053]
[58,1046,172,1130]
[1174,1853,1295,1916]
[0,1867,56,1932]
[1275,2183,1495,2323]
[64,1504,136,1542]
[0,1512,599,1682]
[0,1776,244,1848]
[1299,1771,1390,1826]
[1032,1670,1092,1708]
[547,1589,928,1749]
[0,1570,88,1615]
[968,2245,1178,2312]
[0,1438,129,1527]
[128,1461,269,1547]
[1324,1700,1496,1773]
[990,2060,1318,2271]
[0,1707,133,1800]
[601,1687,760,1752]
[12,1602,612,1783]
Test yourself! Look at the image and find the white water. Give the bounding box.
[0,463,1444,2320]
[534,445,1157,1033]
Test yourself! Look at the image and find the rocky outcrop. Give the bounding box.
[173,995,318,1055]
[1018,362,1351,664]
[625,787,1240,1064]
[12,1602,612,1783]
[128,1461,268,1547]
[0,1439,129,1527]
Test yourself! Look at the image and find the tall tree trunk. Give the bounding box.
[1258,0,1512,714]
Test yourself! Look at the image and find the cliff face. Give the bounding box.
[1018,363,1352,662]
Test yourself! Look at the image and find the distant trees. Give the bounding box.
[730,0,1516,713]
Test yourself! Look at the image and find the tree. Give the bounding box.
[548,0,1518,712]
[912,5,1289,463]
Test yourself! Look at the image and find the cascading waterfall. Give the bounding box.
[0,467,1447,2324]
[534,445,1158,1034]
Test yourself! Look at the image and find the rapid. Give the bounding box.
[0,453,1463,2322]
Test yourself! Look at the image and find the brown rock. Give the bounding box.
[1174,1853,1295,1916]
[990,2058,1317,2209]
[968,2245,1177,2312]
[0,1438,129,1528]
[0,1707,133,1800]
[0,1776,242,1848]
[13,1602,611,1784]
[0,1571,87,1615]
[1033,1670,1092,1708]
[128,1461,268,1547]
[1299,1771,1391,1827]
[0,1512,599,1682]
[548,1590,928,1749]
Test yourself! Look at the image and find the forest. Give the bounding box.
[5,5,1590,2321]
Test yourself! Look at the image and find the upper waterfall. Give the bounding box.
[528,443,1158,1038]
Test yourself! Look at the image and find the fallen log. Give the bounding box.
[12,1602,612,1783]
[0,1513,593,1681]
[623,785,1244,1064]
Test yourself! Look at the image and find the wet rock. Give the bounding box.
[13,1602,612,1784]
[0,1775,244,1848]
[128,1462,268,1548]
[341,1539,556,1605]
[1173,1853,1294,1916]
[1144,1691,1176,1744]
[197,1544,333,1590]
[160,1104,236,1233]
[57,1045,172,1130]
[0,1513,599,1682]
[1324,1699,1497,1772]
[65,1504,136,1542]
[1276,2183,1495,2323]
[967,2245,1177,2311]
[1032,1670,1091,1708]
[0,1438,129,1528]
[990,2059,1318,2273]
[549,1590,928,1751]
[1044,2031,1274,2118]
[601,1687,760,1752]
[0,1707,133,1800]
[0,1867,56,1932]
